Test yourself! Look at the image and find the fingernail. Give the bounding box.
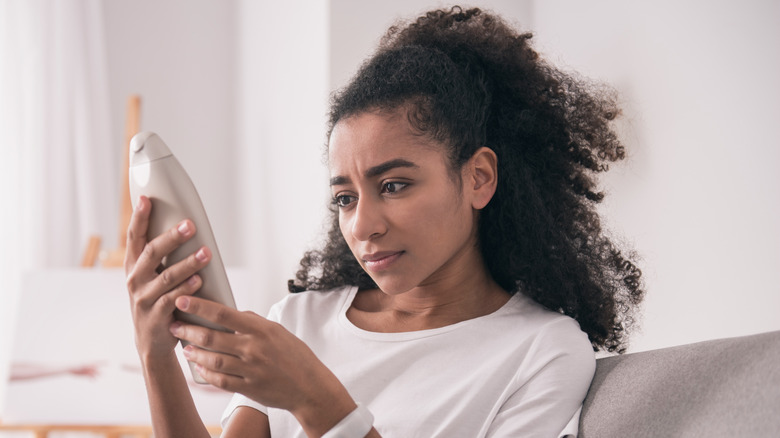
[169,322,182,335]
[176,296,190,310]
[182,345,194,357]
[178,221,192,236]
[187,275,200,286]
[195,247,209,262]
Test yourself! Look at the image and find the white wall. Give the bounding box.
[234,0,331,313]
[330,1,533,91]
[530,0,780,351]
[103,0,240,265]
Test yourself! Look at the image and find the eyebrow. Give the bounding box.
[330,158,419,186]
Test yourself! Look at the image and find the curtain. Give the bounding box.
[0,0,114,414]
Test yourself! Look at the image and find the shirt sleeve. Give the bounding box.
[219,299,286,427]
[486,318,596,438]
[559,407,583,438]
[220,392,268,428]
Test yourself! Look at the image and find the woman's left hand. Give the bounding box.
[168,296,358,435]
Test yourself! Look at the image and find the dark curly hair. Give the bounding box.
[289,6,644,353]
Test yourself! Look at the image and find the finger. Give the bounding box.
[145,274,203,314]
[134,219,198,279]
[133,274,203,318]
[182,344,246,378]
[174,295,263,334]
[143,247,210,305]
[170,320,239,355]
[125,195,151,272]
[193,362,245,392]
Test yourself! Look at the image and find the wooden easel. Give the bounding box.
[81,95,140,267]
[0,423,223,438]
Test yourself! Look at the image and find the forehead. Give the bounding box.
[328,110,447,176]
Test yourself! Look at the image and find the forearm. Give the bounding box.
[141,351,211,438]
[168,297,379,437]
[293,381,382,438]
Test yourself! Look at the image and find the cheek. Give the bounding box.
[338,213,353,245]
[403,192,472,240]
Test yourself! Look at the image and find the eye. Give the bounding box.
[381,181,408,194]
[332,194,357,208]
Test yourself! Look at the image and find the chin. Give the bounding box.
[370,276,418,296]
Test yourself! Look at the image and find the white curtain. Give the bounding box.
[0,0,114,414]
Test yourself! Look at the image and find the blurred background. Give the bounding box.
[1,0,778,426]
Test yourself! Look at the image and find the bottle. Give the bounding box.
[129,131,236,384]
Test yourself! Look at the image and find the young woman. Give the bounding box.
[124,7,643,437]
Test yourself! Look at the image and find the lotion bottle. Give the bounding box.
[129,131,236,384]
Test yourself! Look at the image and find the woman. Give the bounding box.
[124,6,643,437]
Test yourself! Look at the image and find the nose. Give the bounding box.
[350,196,387,241]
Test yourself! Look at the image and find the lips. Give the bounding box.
[362,251,404,272]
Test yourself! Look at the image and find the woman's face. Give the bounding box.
[328,109,481,295]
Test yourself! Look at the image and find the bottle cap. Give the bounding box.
[130,132,173,166]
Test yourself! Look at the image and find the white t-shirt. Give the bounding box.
[222,286,595,437]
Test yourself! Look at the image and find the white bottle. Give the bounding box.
[129,131,236,384]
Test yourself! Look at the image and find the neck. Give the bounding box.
[350,242,510,332]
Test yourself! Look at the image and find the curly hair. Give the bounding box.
[289,6,644,353]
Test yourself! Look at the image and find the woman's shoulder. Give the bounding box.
[497,293,595,358]
[267,285,357,323]
[503,292,585,329]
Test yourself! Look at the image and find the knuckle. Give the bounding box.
[125,273,138,292]
[133,293,153,310]
[240,345,265,365]
[237,344,253,360]
[126,226,137,242]
[159,269,175,288]
[142,242,157,260]
[157,293,173,310]
[197,330,213,347]
[214,307,230,325]
[212,355,224,369]
[212,374,229,389]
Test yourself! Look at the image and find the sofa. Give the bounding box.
[579,330,780,437]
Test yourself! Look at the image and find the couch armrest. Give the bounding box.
[579,330,780,437]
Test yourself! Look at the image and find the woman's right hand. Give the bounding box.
[124,195,212,361]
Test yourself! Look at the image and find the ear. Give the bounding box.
[464,147,498,210]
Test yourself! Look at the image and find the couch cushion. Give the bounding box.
[579,330,780,437]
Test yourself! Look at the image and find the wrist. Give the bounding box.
[139,349,179,372]
[321,403,374,438]
[293,398,356,436]
[290,366,360,435]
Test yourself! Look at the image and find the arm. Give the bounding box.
[169,296,382,437]
[222,407,270,438]
[221,407,381,438]
[487,321,596,437]
[124,196,268,438]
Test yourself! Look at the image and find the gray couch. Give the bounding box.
[579,330,780,437]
